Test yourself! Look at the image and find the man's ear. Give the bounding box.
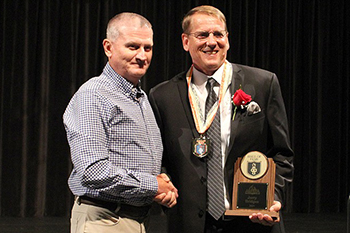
[103,39,112,58]
[181,33,189,52]
[226,32,230,51]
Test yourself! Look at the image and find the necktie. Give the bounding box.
[205,78,225,220]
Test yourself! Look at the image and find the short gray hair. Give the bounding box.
[106,12,152,40]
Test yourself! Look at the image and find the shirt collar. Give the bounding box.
[103,62,144,101]
[192,61,226,86]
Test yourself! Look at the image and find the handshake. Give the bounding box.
[154,173,178,208]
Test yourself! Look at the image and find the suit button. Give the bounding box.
[198,210,204,218]
[200,176,206,184]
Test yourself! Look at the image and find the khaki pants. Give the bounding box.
[70,198,147,233]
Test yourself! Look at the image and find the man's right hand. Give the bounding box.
[154,173,178,208]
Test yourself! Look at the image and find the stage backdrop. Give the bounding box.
[1,0,349,217]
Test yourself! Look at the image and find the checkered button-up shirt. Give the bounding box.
[63,63,162,206]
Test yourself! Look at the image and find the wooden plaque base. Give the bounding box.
[225,155,279,218]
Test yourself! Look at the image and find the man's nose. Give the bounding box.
[206,33,217,46]
[136,49,146,60]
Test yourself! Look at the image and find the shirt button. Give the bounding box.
[200,176,207,184]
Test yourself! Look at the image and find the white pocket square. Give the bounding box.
[246,101,261,115]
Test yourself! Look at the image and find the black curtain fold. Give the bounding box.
[1,0,349,217]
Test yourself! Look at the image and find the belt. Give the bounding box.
[77,196,151,222]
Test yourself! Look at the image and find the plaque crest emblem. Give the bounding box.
[248,162,261,176]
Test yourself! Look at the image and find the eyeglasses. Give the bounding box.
[187,30,227,40]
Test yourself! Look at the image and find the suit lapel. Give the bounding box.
[176,74,200,139]
[176,73,206,178]
[227,64,243,156]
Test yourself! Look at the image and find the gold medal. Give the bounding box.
[192,135,210,158]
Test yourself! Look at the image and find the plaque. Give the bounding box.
[225,151,279,218]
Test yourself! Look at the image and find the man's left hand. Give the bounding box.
[249,201,281,226]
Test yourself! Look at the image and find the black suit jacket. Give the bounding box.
[149,63,294,233]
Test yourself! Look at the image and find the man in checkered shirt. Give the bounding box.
[63,12,178,233]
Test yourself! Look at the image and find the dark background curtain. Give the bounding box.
[1,0,349,217]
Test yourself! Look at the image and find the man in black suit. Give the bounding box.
[149,5,294,233]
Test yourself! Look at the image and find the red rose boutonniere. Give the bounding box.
[232,87,260,121]
[232,89,252,107]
